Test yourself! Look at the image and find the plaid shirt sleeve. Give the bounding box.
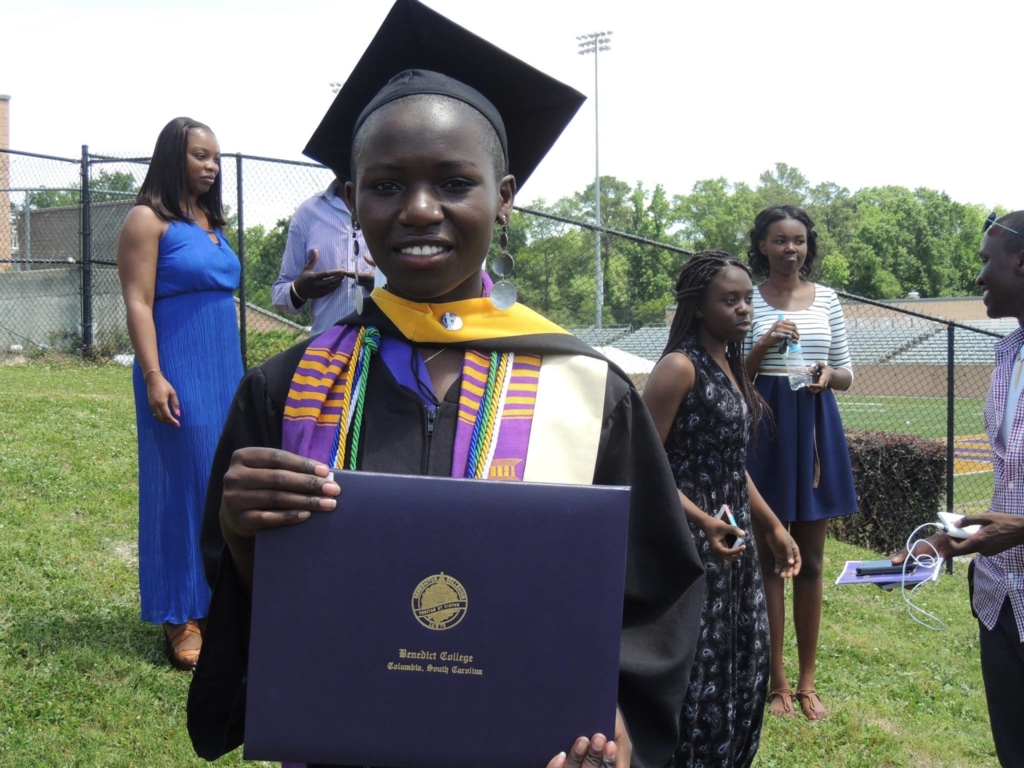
[973,326,1024,641]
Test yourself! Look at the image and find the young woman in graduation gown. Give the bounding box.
[187,5,704,767]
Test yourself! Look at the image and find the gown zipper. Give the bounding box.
[424,407,437,474]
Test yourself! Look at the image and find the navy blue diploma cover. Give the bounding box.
[244,471,630,768]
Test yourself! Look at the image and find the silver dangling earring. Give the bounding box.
[352,221,366,315]
[490,218,517,310]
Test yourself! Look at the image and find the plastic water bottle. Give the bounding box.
[785,342,812,390]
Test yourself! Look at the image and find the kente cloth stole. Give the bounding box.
[451,349,540,481]
[282,325,373,469]
[281,324,544,481]
[280,319,606,487]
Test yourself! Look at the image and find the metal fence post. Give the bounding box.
[236,154,248,370]
[946,324,955,514]
[945,323,956,573]
[80,144,93,356]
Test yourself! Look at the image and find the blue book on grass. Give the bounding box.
[244,470,630,768]
[835,559,942,588]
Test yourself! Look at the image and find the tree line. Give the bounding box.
[24,169,138,208]
[507,163,997,328]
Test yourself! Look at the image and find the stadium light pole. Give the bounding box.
[577,31,612,329]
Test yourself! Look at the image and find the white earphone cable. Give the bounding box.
[900,522,948,631]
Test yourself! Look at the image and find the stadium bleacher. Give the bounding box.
[612,326,670,363]
[889,329,987,365]
[568,325,633,348]
[567,318,1013,369]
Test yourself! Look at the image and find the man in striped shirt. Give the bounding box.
[894,210,1024,767]
[272,179,376,335]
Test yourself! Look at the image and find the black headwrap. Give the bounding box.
[353,69,508,171]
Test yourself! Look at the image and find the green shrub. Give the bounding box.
[45,327,134,360]
[46,329,82,354]
[829,430,946,554]
[91,327,133,359]
[246,329,306,368]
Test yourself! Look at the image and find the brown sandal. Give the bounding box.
[164,620,202,671]
[766,687,796,717]
[794,689,829,721]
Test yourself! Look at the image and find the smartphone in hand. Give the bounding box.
[937,511,981,540]
[715,504,745,549]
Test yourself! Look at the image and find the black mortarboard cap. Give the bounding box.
[302,0,586,188]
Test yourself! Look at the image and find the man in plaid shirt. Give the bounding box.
[894,210,1024,766]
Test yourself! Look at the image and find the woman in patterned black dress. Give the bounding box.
[644,252,802,768]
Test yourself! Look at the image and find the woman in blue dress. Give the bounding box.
[116,117,243,670]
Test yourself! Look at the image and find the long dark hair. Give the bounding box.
[661,250,766,428]
[135,117,226,230]
[747,205,818,279]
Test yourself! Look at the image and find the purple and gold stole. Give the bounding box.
[451,349,541,480]
[282,290,569,479]
[281,325,364,466]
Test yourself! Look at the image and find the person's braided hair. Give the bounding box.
[661,250,767,429]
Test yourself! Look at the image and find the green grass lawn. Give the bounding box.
[0,358,1000,767]
[836,395,996,514]
[837,395,986,440]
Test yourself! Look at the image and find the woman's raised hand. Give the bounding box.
[294,248,346,300]
[759,318,800,349]
[220,447,340,539]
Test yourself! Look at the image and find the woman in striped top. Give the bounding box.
[742,205,858,722]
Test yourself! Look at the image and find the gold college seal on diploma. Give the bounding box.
[411,572,468,630]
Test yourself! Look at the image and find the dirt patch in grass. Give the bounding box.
[111,541,139,569]
[866,717,902,735]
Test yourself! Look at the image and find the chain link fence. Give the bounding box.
[1,146,1010,515]
[0,148,333,365]
[1,149,89,356]
[832,296,1007,517]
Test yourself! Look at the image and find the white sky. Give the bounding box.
[3,0,1022,212]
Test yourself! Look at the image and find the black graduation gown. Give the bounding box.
[187,308,705,768]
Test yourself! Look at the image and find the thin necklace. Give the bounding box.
[422,348,446,364]
[185,199,215,233]
[187,216,215,233]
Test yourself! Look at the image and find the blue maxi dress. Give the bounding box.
[132,220,243,625]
